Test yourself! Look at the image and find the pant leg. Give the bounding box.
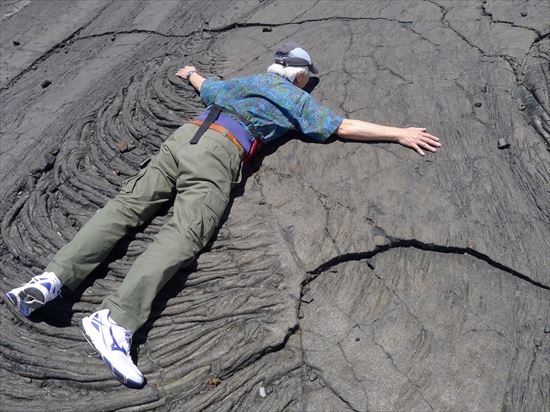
[46,142,179,290]
[102,126,241,332]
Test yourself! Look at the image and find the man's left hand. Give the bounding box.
[397,127,441,156]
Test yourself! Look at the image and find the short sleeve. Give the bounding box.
[200,79,224,107]
[295,93,344,142]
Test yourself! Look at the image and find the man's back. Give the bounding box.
[200,73,343,143]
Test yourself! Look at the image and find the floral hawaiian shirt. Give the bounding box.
[200,73,343,143]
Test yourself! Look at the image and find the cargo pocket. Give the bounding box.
[120,168,147,194]
[190,189,228,249]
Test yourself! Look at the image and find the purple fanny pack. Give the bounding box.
[194,110,253,154]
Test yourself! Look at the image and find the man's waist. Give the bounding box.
[190,119,245,159]
[193,111,253,154]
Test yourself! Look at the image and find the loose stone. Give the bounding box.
[498,138,510,149]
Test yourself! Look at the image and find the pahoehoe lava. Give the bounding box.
[1,1,549,411]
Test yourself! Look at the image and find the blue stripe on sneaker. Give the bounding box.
[41,281,51,291]
[20,303,30,317]
[91,313,102,331]
[109,327,127,354]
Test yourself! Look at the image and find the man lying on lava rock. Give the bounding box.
[6,41,441,388]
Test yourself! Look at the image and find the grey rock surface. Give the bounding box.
[1,0,549,411]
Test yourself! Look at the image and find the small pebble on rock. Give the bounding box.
[40,80,51,88]
[274,379,281,385]
[355,337,360,342]
[301,295,314,304]
[498,138,510,149]
[309,374,317,381]
[207,377,221,387]
[521,11,527,17]
[13,40,20,46]
[115,140,129,153]
[474,102,482,107]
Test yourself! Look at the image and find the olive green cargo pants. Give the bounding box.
[46,124,242,332]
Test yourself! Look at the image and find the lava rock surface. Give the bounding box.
[1,1,549,411]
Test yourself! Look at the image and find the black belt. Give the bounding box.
[189,104,262,146]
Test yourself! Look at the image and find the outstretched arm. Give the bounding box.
[176,65,205,92]
[336,118,441,156]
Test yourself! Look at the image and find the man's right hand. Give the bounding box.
[176,66,197,79]
[175,66,205,92]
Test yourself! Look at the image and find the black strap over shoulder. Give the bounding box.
[190,105,222,144]
[190,104,263,149]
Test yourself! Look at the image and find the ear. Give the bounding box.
[294,72,306,86]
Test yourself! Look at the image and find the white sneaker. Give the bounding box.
[5,272,62,317]
[81,309,144,388]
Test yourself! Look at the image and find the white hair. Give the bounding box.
[267,63,309,82]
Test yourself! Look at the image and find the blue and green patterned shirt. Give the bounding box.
[200,73,343,143]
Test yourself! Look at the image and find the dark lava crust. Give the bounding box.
[1,1,549,411]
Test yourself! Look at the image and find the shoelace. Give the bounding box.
[124,331,133,352]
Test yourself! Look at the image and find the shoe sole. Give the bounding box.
[80,322,143,389]
[6,287,45,317]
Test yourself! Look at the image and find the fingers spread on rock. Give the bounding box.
[419,141,437,152]
[423,137,441,146]
[414,145,425,156]
[423,132,439,141]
